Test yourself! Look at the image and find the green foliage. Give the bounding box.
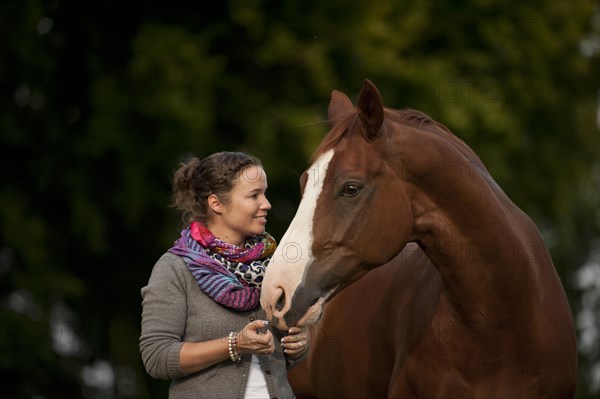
[1,0,598,397]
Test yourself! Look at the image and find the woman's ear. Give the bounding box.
[207,194,223,214]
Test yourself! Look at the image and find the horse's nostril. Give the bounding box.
[275,291,286,312]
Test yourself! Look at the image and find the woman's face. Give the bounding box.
[218,166,271,244]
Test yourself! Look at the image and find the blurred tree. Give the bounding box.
[1,0,597,398]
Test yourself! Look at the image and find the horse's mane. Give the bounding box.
[310,108,485,168]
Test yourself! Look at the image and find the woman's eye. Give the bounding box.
[341,184,361,197]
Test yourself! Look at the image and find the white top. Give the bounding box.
[244,355,270,398]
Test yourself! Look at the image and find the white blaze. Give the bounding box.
[269,149,334,290]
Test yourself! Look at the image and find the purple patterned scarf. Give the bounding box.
[169,221,276,311]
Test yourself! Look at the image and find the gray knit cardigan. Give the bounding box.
[140,252,298,399]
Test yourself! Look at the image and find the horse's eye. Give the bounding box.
[341,184,361,197]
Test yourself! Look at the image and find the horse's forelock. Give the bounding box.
[312,108,448,163]
[310,113,357,164]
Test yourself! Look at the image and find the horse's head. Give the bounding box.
[261,80,415,330]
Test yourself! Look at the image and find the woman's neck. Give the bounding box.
[205,223,245,247]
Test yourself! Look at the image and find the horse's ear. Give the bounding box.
[327,90,354,126]
[356,79,384,140]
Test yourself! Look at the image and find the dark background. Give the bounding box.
[1,0,598,398]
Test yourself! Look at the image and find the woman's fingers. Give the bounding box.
[281,326,310,354]
[237,320,274,355]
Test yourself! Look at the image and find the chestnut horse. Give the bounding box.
[261,80,577,398]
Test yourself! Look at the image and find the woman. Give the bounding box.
[140,151,310,398]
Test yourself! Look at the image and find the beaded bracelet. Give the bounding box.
[228,332,241,362]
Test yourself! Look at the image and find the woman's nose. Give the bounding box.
[262,197,272,210]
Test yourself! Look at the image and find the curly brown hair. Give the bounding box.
[171,151,263,225]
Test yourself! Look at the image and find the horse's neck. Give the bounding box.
[402,135,544,325]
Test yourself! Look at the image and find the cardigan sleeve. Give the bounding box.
[285,347,310,369]
[139,253,188,380]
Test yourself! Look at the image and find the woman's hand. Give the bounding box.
[237,320,275,355]
[281,326,310,358]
